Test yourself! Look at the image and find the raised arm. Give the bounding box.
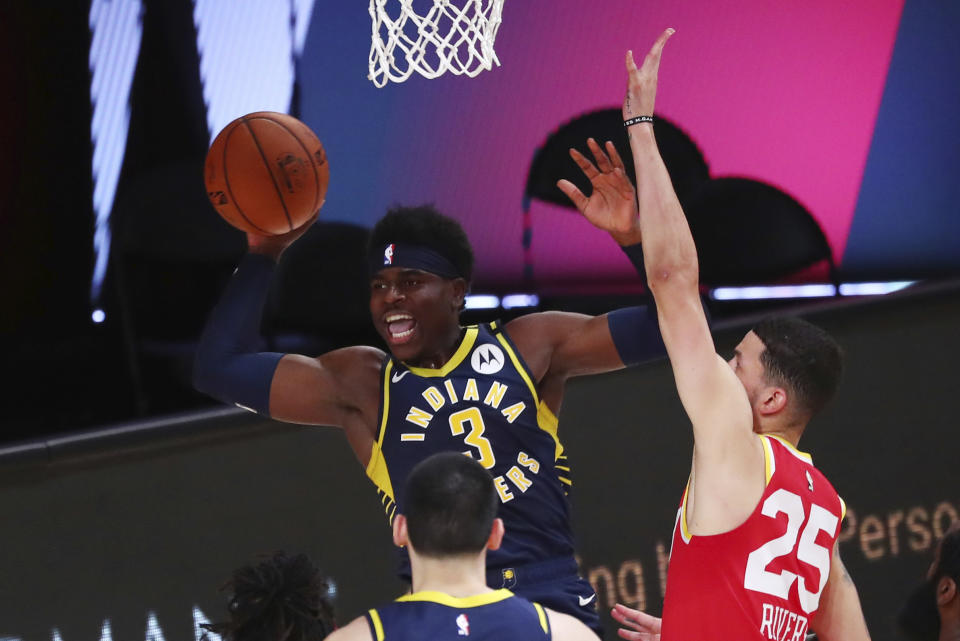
[624,30,761,530]
[193,220,381,461]
[506,134,670,412]
[810,543,871,641]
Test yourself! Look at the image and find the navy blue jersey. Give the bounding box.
[365,322,576,573]
[365,589,551,641]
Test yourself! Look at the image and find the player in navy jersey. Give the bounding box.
[194,148,664,634]
[327,452,597,641]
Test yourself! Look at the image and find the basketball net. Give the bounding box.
[368,0,504,88]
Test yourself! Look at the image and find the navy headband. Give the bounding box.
[369,243,462,279]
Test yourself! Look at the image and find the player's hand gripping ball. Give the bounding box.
[204,111,329,235]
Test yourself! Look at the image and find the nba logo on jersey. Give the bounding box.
[384,244,395,265]
[456,613,470,636]
[471,344,505,375]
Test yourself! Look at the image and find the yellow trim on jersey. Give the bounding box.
[396,589,514,608]
[494,329,568,462]
[679,479,692,543]
[367,609,385,641]
[495,332,540,404]
[767,434,813,463]
[536,402,565,461]
[839,496,847,520]
[533,602,549,634]
[405,327,479,377]
[760,434,775,485]
[365,361,396,501]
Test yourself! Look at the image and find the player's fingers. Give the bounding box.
[625,49,639,74]
[606,140,627,171]
[612,603,643,618]
[569,147,600,179]
[643,28,675,71]
[617,628,649,641]
[556,179,589,213]
[588,138,614,173]
[611,607,637,627]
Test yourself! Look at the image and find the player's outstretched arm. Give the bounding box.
[193,218,382,457]
[611,603,661,641]
[506,304,663,410]
[810,544,871,641]
[546,608,604,641]
[624,30,759,525]
[509,140,665,409]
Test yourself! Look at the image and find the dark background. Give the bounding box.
[0,3,958,639]
[1,285,957,640]
[2,1,959,442]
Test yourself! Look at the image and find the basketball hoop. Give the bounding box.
[368,0,504,88]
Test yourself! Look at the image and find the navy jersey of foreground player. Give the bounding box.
[366,590,551,641]
[367,321,575,576]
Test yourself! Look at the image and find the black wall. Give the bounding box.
[1,283,958,640]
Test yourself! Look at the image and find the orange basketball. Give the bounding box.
[204,111,329,235]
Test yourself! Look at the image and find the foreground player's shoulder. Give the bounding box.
[545,607,598,641]
[325,613,375,641]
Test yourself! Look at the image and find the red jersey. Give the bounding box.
[662,434,845,641]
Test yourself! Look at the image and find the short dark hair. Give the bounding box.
[897,523,960,639]
[752,316,843,420]
[936,524,960,583]
[368,205,474,283]
[201,552,335,641]
[404,452,498,557]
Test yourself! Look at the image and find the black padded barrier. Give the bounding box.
[2,282,958,640]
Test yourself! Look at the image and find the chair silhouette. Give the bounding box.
[112,159,246,413]
[683,177,837,286]
[264,221,380,354]
[522,107,709,283]
[523,107,835,289]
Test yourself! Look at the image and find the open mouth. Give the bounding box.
[384,312,417,344]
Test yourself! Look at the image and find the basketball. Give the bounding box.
[204,111,329,235]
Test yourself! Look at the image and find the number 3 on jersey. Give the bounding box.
[743,489,840,613]
[449,407,496,469]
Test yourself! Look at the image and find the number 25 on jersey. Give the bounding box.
[743,489,840,613]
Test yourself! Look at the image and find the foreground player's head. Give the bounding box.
[728,316,842,433]
[898,521,960,640]
[367,205,474,362]
[394,452,503,559]
[201,552,336,641]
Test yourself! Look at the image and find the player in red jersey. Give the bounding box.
[560,30,871,641]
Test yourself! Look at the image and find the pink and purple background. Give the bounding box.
[299,0,958,290]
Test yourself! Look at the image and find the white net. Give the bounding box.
[368,0,504,87]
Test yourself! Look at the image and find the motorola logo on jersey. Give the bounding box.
[471,344,504,375]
